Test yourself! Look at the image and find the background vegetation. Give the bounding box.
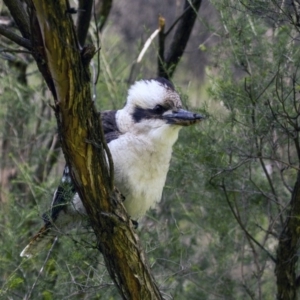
[1,0,300,299]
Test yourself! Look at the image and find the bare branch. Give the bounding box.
[76,0,93,47]
[0,48,31,54]
[158,0,202,79]
[0,25,31,49]
[158,16,165,78]
[3,0,30,39]
[95,0,113,32]
[164,5,191,37]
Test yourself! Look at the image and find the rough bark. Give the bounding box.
[7,0,163,298]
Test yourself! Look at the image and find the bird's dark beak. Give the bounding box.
[163,109,205,126]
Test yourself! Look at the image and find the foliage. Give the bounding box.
[1,0,300,299]
[202,0,300,298]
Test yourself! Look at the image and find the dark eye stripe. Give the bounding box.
[132,105,169,123]
[153,105,168,114]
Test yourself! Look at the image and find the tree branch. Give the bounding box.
[76,0,93,47]
[158,0,202,79]
[3,0,30,39]
[157,16,165,78]
[0,25,31,49]
[95,0,113,32]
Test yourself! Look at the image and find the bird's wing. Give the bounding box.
[45,110,120,223]
[100,109,121,143]
[21,166,76,258]
[42,166,76,225]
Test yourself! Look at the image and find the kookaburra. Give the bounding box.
[20,77,204,258]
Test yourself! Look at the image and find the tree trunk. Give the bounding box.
[276,170,300,300]
[26,0,163,298]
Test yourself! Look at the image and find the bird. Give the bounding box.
[20,77,204,258]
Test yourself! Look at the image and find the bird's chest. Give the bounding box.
[133,148,167,180]
[109,136,172,218]
[115,139,170,188]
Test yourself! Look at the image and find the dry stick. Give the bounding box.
[128,17,164,84]
[0,48,31,54]
[25,237,58,300]
[137,28,161,63]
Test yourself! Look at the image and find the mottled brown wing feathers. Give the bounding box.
[20,225,54,258]
[21,109,121,258]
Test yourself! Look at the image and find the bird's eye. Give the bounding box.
[153,105,165,114]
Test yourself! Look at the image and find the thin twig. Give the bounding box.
[222,182,277,263]
[24,237,58,300]
[164,5,190,37]
[0,48,31,54]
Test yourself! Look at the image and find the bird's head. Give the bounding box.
[117,78,204,143]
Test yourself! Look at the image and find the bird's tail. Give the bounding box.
[20,225,55,258]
